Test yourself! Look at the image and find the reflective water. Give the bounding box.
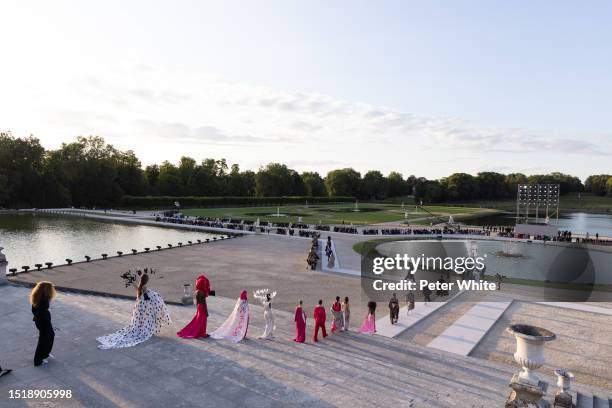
[0,213,216,270]
[463,212,612,237]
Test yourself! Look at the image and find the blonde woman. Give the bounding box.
[30,281,57,366]
[97,274,171,349]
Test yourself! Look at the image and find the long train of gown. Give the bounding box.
[177,302,208,338]
[359,313,376,335]
[97,290,171,349]
[210,297,249,343]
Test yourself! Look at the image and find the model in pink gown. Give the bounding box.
[177,275,211,338]
[360,301,377,335]
[294,301,307,343]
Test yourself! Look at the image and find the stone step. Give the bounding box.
[576,392,612,408]
[427,301,512,356]
[2,285,610,408]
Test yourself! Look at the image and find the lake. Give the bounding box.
[0,213,217,270]
[463,212,612,237]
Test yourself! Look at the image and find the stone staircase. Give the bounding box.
[1,285,610,408]
[575,392,612,408]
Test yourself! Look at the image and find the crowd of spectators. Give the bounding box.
[306,234,321,270]
[154,214,611,246]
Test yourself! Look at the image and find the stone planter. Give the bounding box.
[506,324,556,386]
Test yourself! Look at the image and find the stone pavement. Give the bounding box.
[375,294,462,339]
[8,235,369,320]
[427,301,512,356]
[0,284,566,408]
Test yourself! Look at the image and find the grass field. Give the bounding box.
[181,203,500,225]
[442,193,612,213]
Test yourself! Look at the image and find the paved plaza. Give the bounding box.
[3,221,612,407]
[8,235,369,319]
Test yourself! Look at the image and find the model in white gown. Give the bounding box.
[253,289,276,339]
[97,288,171,349]
[210,290,250,343]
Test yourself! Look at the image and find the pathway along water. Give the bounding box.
[0,213,217,270]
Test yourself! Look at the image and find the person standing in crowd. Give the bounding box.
[177,275,211,339]
[342,297,350,331]
[422,284,432,303]
[313,300,327,342]
[97,273,171,349]
[294,300,307,343]
[327,251,335,269]
[360,301,377,334]
[406,291,415,315]
[330,296,343,332]
[210,290,250,343]
[495,273,504,290]
[388,293,400,324]
[30,281,57,366]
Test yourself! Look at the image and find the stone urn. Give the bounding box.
[507,324,556,386]
[181,283,194,306]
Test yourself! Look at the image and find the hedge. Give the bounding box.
[121,195,354,209]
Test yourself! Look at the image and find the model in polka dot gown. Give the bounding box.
[97,274,171,349]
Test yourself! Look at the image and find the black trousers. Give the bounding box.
[34,320,54,366]
[390,307,399,323]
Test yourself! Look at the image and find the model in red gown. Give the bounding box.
[177,275,211,338]
[294,301,307,343]
[330,297,342,332]
[313,300,327,342]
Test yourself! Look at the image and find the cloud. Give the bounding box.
[292,120,322,132]
[135,120,291,145]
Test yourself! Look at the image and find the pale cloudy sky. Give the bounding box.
[1,1,611,179]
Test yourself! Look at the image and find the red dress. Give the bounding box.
[294,306,306,343]
[313,305,327,342]
[177,275,211,339]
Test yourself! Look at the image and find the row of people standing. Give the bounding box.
[26,276,384,368]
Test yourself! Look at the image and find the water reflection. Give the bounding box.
[463,212,612,237]
[0,214,217,269]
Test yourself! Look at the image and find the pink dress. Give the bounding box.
[177,275,210,339]
[294,306,306,342]
[177,301,208,338]
[360,313,376,334]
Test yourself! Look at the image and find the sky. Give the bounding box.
[1,0,611,180]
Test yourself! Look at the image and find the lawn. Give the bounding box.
[441,193,612,213]
[181,203,499,225]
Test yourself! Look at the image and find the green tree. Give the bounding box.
[325,168,361,197]
[476,172,507,199]
[255,163,295,196]
[585,174,612,196]
[386,172,409,197]
[158,161,182,196]
[301,172,327,196]
[361,170,387,200]
[444,173,478,200]
[606,177,612,197]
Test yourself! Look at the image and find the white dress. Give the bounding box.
[210,297,249,343]
[259,300,275,339]
[97,289,171,349]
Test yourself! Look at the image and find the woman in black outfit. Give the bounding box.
[29,281,57,366]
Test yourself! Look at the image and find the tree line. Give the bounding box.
[0,132,610,208]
